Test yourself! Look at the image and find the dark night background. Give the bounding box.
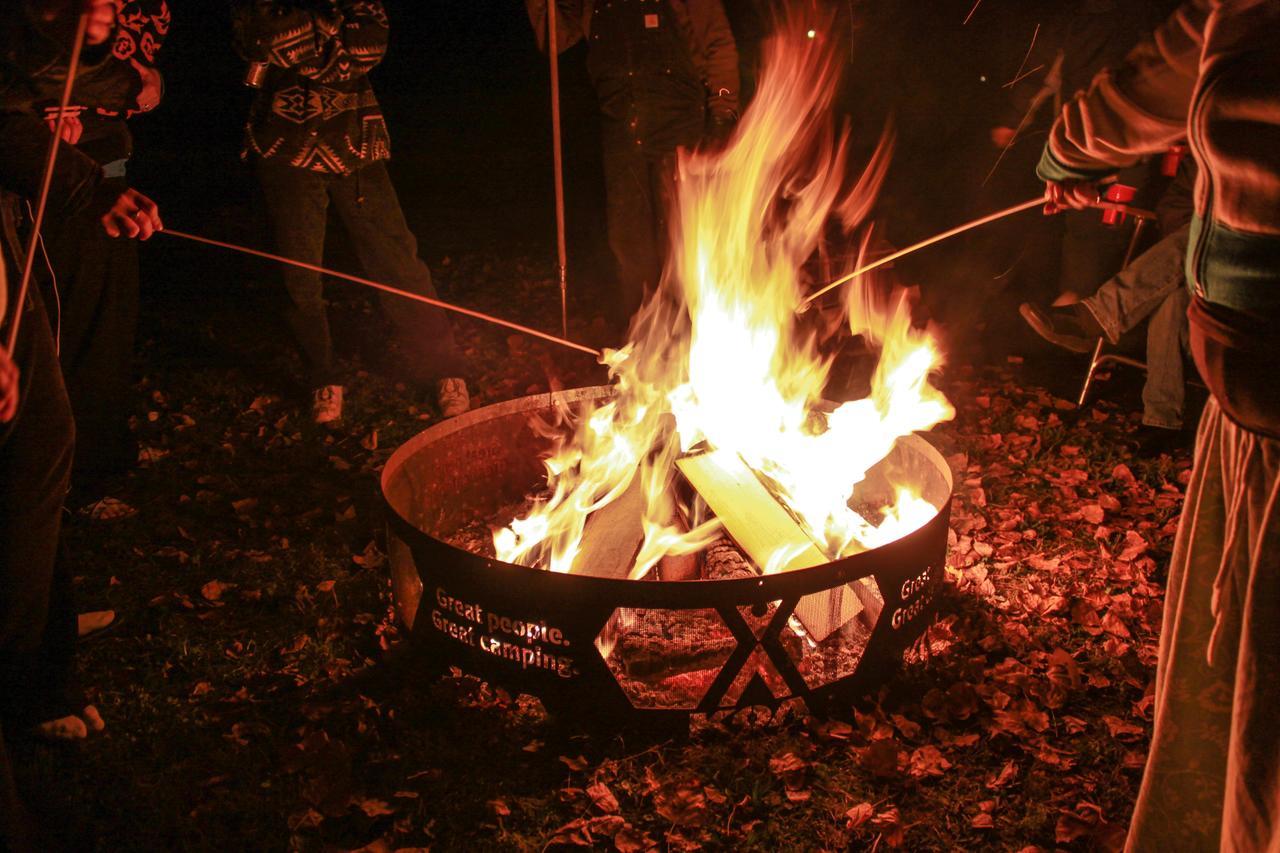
[7,5,1207,848]
[130,0,1065,350]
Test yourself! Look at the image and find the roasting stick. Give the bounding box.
[4,11,90,352]
[546,0,570,339]
[161,229,603,358]
[798,197,1044,312]
[798,196,1158,312]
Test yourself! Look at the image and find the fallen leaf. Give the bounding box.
[84,497,138,521]
[588,781,620,814]
[846,802,875,829]
[201,580,230,601]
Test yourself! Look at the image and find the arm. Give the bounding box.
[683,0,739,120]
[0,112,162,237]
[524,0,585,55]
[0,111,104,217]
[235,0,388,84]
[1037,0,1208,184]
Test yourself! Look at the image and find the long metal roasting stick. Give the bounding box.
[5,11,89,353]
[798,196,1157,311]
[799,196,1044,311]
[546,0,569,339]
[161,229,603,358]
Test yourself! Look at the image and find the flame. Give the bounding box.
[495,15,953,576]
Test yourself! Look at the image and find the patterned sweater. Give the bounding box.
[235,0,390,176]
[39,0,171,166]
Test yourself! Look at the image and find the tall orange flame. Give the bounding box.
[495,15,954,576]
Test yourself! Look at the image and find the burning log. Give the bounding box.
[574,471,700,581]
[703,538,755,580]
[675,448,869,643]
[611,608,737,680]
[573,473,647,578]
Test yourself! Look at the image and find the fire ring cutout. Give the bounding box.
[383,387,952,730]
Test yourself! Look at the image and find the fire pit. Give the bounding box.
[382,386,952,729]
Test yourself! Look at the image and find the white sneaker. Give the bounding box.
[436,377,470,418]
[312,384,344,425]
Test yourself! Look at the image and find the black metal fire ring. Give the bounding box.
[382,387,952,729]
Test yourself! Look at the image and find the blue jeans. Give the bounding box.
[1081,224,1191,429]
[256,160,466,388]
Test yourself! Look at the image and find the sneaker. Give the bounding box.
[1018,303,1102,354]
[437,377,470,418]
[312,384,344,425]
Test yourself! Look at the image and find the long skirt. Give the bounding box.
[1126,399,1280,852]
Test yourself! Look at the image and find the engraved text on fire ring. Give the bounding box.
[429,586,579,679]
[890,564,936,630]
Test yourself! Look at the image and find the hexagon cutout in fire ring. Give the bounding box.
[787,575,885,689]
[595,607,741,710]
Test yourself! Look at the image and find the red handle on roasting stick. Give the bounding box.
[4,11,90,353]
[797,195,1157,312]
[160,229,604,358]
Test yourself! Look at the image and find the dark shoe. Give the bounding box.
[1132,424,1190,457]
[1019,302,1103,354]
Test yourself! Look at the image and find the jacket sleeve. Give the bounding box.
[0,111,106,217]
[1038,0,1208,183]
[684,0,739,119]
[524,0,585,54]
[235,0,388,84]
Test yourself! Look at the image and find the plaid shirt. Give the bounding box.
[235,0,391,176]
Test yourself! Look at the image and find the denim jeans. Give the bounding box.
[601,141,679,331]
[256,161,466,388]
[1081,224,1191,429]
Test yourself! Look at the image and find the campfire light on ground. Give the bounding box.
[494,18,954,579]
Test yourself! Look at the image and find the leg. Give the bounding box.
[43,183,140,487]
[1080,224,1190,344]
[0,720,38,852]
[255,161,337,388]
[1058,209,1131,303]
[601,140,661,332]
[1140,286,1189,429]
[0,288,79,729]
[328,163,466,385]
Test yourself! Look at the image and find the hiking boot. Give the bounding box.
[437,377,470,418]
[312,384,344,425]
[1019,302,1103,354]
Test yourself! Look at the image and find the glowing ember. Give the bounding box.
[494,16,954,577]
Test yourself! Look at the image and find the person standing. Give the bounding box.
[526,0,740,332]
[234,0,471,425]
[1037,0,1279,848]
[38,0,170,493]
[2,0,163,845]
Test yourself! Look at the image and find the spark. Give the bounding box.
[1004,23,1041,88]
